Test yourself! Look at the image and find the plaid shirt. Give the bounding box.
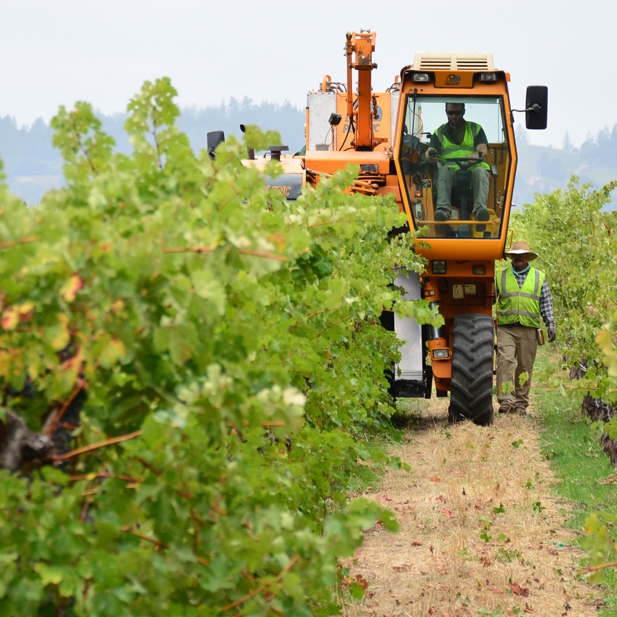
[510,266,555,330]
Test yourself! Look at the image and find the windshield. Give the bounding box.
[398,95,511,240]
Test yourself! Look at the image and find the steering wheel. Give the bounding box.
[439,156,485,170]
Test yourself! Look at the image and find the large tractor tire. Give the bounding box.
[449,313,494,426]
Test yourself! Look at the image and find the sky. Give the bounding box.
[0,0,613,149]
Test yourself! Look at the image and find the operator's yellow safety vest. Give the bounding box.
[496,267,545,328]
[435,122,490,171]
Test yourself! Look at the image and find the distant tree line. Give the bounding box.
[517,125,617,208]
[2,100,616,208]
[101,97,306,156]
[0,98,305,204]
[558,125,617,164]
[578,125,617,165]
[0,117,58,176]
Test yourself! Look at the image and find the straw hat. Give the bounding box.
[504,240,538,261]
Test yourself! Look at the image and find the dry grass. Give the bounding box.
[342,399,604,616]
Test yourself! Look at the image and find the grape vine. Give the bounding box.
[0,78,439,615]
[511,176,617,581]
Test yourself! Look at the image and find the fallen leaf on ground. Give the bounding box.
[508,581,530,597]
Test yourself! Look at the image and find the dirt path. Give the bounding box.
[343,400,604,616]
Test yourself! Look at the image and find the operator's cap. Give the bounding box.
[505,241,538,261]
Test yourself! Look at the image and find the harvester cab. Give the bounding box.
[395,54,547,243]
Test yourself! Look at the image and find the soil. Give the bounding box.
[342,399,605,617]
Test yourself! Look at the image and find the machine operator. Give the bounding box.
[425,103,490,228]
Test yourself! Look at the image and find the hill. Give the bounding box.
[515,144,617,209]
[1,105,616,209]
[0,99,306,206]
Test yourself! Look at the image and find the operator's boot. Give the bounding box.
[434,208,452,237]
[474,207,489,233]
[434,208,451,222]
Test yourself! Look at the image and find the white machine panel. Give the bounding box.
[307,92,337,151]
[394,271,423,382]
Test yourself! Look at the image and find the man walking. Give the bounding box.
[496,241,556,414]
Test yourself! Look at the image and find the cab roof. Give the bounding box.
[413,53,495,71]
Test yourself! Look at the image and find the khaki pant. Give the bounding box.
[435,165,489,215]
[496,324,538,412]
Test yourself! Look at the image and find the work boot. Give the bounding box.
[498,404,513,414]
[474,207,489,232]
[434,208,451,222]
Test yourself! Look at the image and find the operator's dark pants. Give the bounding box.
[496,324,538,413]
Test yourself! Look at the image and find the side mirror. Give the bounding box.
[207,131,225,159]
[525,86,548,130]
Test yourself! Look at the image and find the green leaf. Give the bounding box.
[34,563,64,586]
[190,269,226,312]
[99,337,127,368]
[167,324,198,365]
[43,316,71,351]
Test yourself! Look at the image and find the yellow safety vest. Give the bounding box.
[496,267,545,328]
[435,122,490,171]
